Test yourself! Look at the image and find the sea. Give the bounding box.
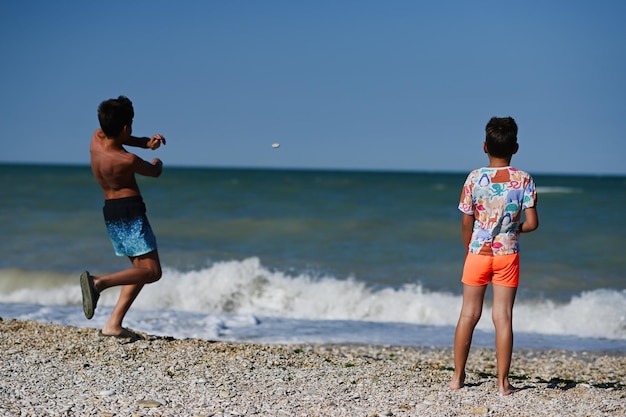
[1,163,624,352]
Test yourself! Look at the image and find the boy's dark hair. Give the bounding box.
[485,116,518,158]
[98,96,134,138]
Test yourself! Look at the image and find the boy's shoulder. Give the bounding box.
[467,166,532,175]
[464,166,534,184]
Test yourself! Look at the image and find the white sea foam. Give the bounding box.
[535,186,581,194]
[0,258,624,342]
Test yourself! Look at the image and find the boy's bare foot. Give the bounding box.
[448,380,464,390]
[499,384,520,396]
[449,371,466,390]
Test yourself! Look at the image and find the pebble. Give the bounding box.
[136,399,162,408]
[1,319,624,417]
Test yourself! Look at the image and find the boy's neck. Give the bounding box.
[97,129,125,149]
[487,156,512,168]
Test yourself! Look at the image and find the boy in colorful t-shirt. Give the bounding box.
[449,117,539,396]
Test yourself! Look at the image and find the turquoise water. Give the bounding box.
[1,163,624,349]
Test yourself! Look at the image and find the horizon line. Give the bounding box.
[1,160,625,178]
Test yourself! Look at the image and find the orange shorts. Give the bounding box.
[461,253,520,288]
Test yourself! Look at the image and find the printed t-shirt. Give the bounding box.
[459,166,537,256]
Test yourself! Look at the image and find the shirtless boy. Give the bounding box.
[80,95,166,338]
[449,116,539,396]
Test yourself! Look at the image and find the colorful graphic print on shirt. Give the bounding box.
[459,167,537,256]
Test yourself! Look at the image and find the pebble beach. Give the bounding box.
[1,319,624,417]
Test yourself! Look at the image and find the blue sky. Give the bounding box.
[1,1,625,175]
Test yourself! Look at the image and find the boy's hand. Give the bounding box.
[147,134,166,150]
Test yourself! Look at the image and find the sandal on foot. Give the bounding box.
[80,271,99,319]
[98,328,144,340]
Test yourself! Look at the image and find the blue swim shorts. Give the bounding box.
[103,196,157,257]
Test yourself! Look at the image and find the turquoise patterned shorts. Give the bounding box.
[103,196,157,257]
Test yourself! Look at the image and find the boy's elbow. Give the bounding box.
[523,207,539,233]
[526,219,539,232]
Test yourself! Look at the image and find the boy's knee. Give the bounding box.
[147,267,162,283]
[492,311,512,326]
[135,253,162,283]
[460,310,482,326]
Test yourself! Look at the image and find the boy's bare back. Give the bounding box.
[90,129,163,200]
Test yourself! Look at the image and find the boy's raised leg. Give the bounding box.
[95,251,162,337]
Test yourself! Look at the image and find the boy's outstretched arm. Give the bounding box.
[520,207,539,233]
[132,155,163,178]
[124,134,166,150]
